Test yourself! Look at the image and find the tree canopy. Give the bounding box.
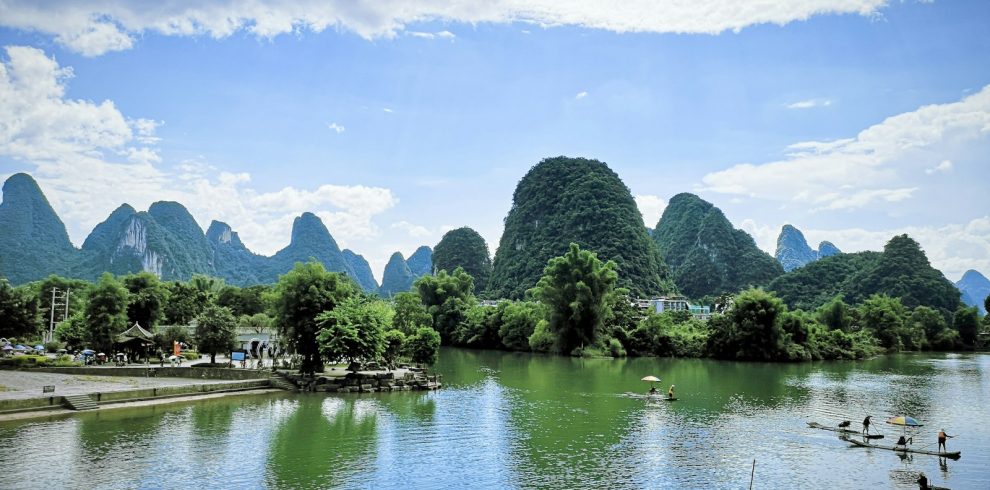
[316,297,392,368]
[530,243,618,355]
[195,304,237,364]
[273,262,357,374]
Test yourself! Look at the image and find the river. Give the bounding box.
[1,349,987,489]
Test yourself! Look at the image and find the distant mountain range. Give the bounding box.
[774,224,841,272]
[0,173,414,292]
[956,269,989,315]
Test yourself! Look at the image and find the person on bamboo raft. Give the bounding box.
[896,435,913,447]
[938,429,954,452]
[667,385,675,399]
[862,415,872,435]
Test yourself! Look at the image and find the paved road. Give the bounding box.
[0,370,243,401]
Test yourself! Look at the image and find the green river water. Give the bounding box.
[1,349,987,489]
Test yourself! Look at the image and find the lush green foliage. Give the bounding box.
[162,281,209,325]
[383,329,406,366]
[391,291,432,335]
[316,297,392,368]
[858,294,910,350]
[273,262,357,374]
[627,312,708,357]
[217,285,269,317]
[405,327,441,366]
[706,288,789,360]
[195,305,237,363]
[0,174,76,284]
[123,272,168,329]
[414,268,475,343]
[769,235,961,317]
[55,313,88,350]
[489,156,671,299]
[433,227,492,295]
[498,301,545,351]
[531,243,618,355]
[0,279,38,338]
[816,295,854,332]
[84,273,129,352]
[653,193,783,300]
[953,306,980,348]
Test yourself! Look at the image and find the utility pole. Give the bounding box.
[47,287,70,344]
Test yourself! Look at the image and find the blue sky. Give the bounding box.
[1,0,988,283]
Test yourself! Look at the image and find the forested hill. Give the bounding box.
[653,193,783,300]
[488,156,672,299]
[956,269,989,315]
[768,234,962,316]
[0,173,76,283]
[433,227,492,295]
[0,174,377,291]
[774,224,840,272]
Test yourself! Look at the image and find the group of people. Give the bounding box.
[648,384,676,399]
[861,415,954,451]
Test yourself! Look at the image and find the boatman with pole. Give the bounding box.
[938,428,953,452]
[862,415,872,435]
[667,384,675,399]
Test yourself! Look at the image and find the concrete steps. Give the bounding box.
[269,375,297,391]
[63,394,98,411]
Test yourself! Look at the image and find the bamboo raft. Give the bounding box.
[845,437,961,459]
[807,421,884,439]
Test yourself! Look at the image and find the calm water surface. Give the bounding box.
[1,349,987,489]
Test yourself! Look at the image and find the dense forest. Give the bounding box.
[432,227,493,295]
[488,156,673,299]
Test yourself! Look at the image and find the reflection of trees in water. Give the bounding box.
[264,394,379,488]
[373,391,436,423]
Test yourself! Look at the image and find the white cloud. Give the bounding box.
[391,221,433,238]
[0,0,890,56]
[408,30,456,40]
[575,91,588,100]
[703,85,990,211]
[0,45,399,268]
[786,98,832,109]
[925,159,953,174]
[382,107,394,113]
[634,194,667,227]
[327,122,345,133]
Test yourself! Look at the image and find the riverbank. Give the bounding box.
[0,369,276,422]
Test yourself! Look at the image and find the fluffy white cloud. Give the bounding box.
[391,221,433,238]
[575,91,588,100]
[408,30,456,40]
[0,45,399,270]
[703,85,990,211]
[635,194,667,227]
[925,159,953,174]
[327,122,345,133]
[787,98,832,109]
[0,0,889,56]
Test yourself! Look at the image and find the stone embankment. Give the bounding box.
[280,369,441,393]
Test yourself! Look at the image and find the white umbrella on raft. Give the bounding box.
[641,375,661,392]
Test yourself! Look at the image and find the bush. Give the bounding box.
[0,355,50,367]
[181,350,201,360]
[527,321,555,353]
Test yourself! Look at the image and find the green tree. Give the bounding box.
[84,273,129,352]
[858,294,908,351]
[392,291,432,335]
[405,327,441,366]
[154,325,191,354]
[498,301,545,351]
[123,272,169,329]
[35,275,90,332]
[218,285,270,317]
[189,274,225,302]
[909,306,946,348]
[414,268,475,343]
[316,297,392,369]
[705,288,789,361]
[195,305,237,364]
[0,279,38,338]
[453,304,502,348]
[953,306,980,348]
[383,329,406,366]
[163,281,208,325]
[54,312,87,350]
[817,295,852,332]
[238,313,274,335]
[273,262,357,375]
[530,243,618,355]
